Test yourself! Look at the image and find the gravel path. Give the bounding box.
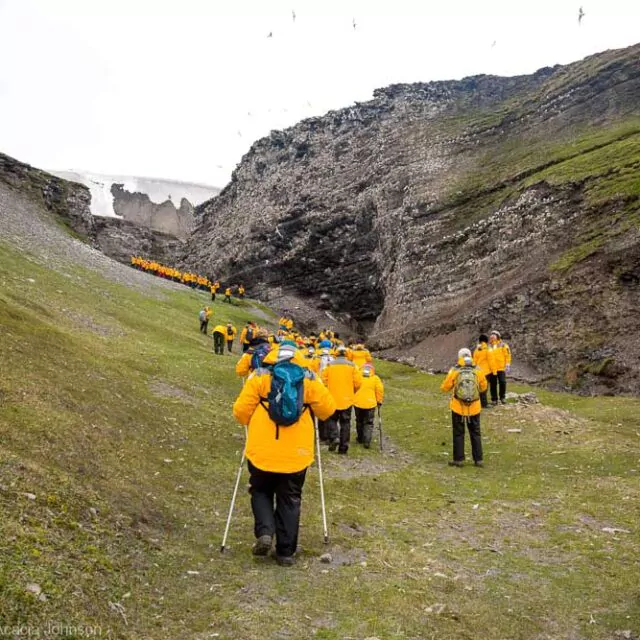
[0,183,184,298]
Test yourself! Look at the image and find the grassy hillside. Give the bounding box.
[1,239,639,639]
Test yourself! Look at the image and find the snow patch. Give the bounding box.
[49,170,220,218]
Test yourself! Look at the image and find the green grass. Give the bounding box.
[1,241,639,639]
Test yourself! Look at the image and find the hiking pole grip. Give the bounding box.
[220,425,248,553]
[315,417,329,544]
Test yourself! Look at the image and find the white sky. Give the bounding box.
[0,0,638,187]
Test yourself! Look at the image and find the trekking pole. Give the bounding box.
[220,425,247,553]
[314,417,329,544]
[378,406,384,452]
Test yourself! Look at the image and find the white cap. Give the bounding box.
[458,348,472,359]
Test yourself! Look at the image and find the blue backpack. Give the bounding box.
[261,361,308,439]
[250,343,272,371]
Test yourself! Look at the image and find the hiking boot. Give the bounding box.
[448,460,464,467]
[474,461,484,468]
[499,399,506,405]
[252,534,272,556]
[275,555,296,567]
[363,442,371,449]
[338,447,348,455]
[328,441,338,452]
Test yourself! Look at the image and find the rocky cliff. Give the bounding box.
[50,170,220,239]
[0,154,183,265]
[185,44,640,394]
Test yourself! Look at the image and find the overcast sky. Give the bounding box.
[0,0,638,187]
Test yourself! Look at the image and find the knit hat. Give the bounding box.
[489,330,501,339]
[255,328,269,340]
[458,348,472,359]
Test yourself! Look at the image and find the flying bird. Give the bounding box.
[578,6,585,24]
[491,40,497,48]
[352,18,357,30]
[267,31,273,38]
[292,9,296,22]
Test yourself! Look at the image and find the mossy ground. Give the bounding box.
[1,241,639,639]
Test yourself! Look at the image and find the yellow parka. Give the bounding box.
[440,359,488,417]
[302,355,320,374]
[351,348,373,369]
[211,324,227,335]
[354,370,384,409]
[225,288,232,297]
[488,340,512,371]
[233,362,336,473]
[225,325,237,340]
[473,342,495,376]
[235,352,252,378]
[321,356,363,410]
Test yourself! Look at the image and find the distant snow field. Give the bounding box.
[50,170,220,218]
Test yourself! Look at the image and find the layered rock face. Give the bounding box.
[0,154,183,265]
[185,44,640,393]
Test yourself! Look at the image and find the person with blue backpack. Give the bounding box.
[232,342,336,566]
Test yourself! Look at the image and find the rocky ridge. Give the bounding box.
[0,154,184,265]
[185,44,640,393]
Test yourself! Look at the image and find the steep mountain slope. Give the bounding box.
[185,44,640,393]
[1,168,640,638]
[50,170,220,238]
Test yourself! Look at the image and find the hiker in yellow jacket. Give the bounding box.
[238,284,246,299]
[473,334,495,408]
[353,364,384,448]
[321,345,363,454]
[211,324,227,355]
[199,306,212,334]
[350,344,373,368]
[210,281,220,302]
[225,322,237,353]
[224,287,233,303]
[487,330,512,405]
[239,321,257,353]
[441,348,488,468]
[232,344,336,566]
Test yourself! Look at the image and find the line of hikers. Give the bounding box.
[218,311,511,565]
[131,256,245,299]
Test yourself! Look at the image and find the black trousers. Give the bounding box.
[355,407,375,446]
[248,461,307,557]
[200,320,208,334]
[480,390,488,408]
[318,419,328,442]
[226,340,233,353]
[327,407,352,452]
[213,332,224,354]
[211,293,216,301]
[242,343,250,353]
[487,371,507,403]
[452,412,483,463]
